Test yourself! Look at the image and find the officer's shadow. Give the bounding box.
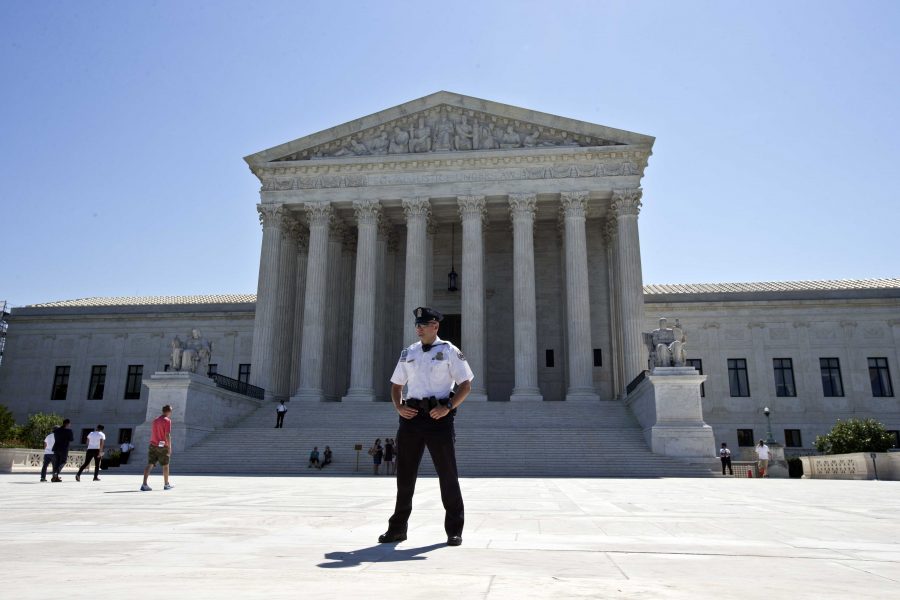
[318,542,444,569]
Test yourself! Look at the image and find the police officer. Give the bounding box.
[379,307,473,547]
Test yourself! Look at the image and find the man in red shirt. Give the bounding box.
[141,405,173,491]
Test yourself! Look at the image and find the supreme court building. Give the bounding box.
[2,92,898,458]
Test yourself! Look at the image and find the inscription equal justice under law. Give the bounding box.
[816,457,863,475]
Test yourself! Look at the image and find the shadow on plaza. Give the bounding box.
[318,542,445,569]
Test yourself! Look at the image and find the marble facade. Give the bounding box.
[244,91,653,403]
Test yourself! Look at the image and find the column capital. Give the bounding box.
[560,191,589,218]
[508,193,537,221]
[402,197,431,220]
[257,204,284,229]
[303,202,333,227]
[288,222,309,250]
[426,216,439,237]
[278,212,299,233]
[458,195,487,222]
[352,199,382,225]
[342,229,358,254]
[329,217,347,239]
[611,188,643,217]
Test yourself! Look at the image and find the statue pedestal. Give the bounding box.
[624,367,715,459]
[133,372,263,455]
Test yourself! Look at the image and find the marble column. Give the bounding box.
[249,204,283,399]
[508,193,543,401]
[295,202,332,402]
[402,198,431,345]
[343,200,381,401]
[458,195,488,401]
[289,229,309,395]
[612,188,645,387]
[426,219,437,306]
[560,191,599,401]
[604,216,625,399]
[374,220,392,400]
[271,214,300,402]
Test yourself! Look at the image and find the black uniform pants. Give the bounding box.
[275,411,286,428]
[721,456,733,475]
[388,413,464,537]
[78,449,102,478]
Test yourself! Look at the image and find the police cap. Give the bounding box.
[413,306,443,324]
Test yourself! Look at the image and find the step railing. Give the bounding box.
[210,373,265,400]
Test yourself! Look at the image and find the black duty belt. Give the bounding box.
[405,397,451,410]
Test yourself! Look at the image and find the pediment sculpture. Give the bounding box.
[274,105,622,161]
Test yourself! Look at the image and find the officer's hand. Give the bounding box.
[397,405,418,420]
[429,405,451,420]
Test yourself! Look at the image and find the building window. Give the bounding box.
[592,349,602,367]
[819,358,844,397]
[868,357,894,397]
[51,366,70,400]
[207,363,218,377]
[545,350,554,368]
[737,429,755,447]
[124,365,143,399]
[118,428,133,444]
[887,430,900,449]
[163,364,170,372]
[238,364,251,384]
[80,428,93,445]
[687,359,704,397]
[784,429,802,447]
[88,365,107,400]
[728,359,750,397]
[773,358,796,397]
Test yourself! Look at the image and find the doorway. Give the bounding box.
[440,314,461,348]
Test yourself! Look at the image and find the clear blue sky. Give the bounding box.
[2,0,898,307]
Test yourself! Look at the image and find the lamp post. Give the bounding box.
[763,407,776,445]
[447,223,458,292]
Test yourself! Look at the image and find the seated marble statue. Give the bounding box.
[643,317,687,369]
[170,329,213,374]
[410,118,432,153]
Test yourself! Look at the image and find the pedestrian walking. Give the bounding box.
[50,419,74,482]
[40,431,55,482]
[384,438,395,475]
[76,424,105,481]
[719,442,733,476]
[370,439,383,474]
[275,401,288,428]
[755,440,770,477]
[309,446,320,468]
[379,307,473,547]
[141,404,174,491]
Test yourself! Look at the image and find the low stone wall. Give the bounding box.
[800,452,900,480]
[0,448,87,473]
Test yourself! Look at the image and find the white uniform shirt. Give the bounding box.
[756,444,770,460]
[719,447,731,458]
[43,433,55,455]
[86,431,106,450]
[390,337,474,399]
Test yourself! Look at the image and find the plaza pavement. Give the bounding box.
[1,473,898,599]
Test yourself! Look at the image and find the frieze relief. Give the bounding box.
[273,105,623,162]
[261,159,641,192]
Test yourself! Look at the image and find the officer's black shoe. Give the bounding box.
[447,536,463,546]
[378,531,407,543]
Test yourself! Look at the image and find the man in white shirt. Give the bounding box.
[76,425,106,482]
[40,432,55,482]
[275,401,288,428]
[119,441,134,464]
[755,440,770,477]
[379,307,473,547]
[719,442,733,476]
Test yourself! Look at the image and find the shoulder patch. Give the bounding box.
[457,351,467,361]
[399,349,408,362]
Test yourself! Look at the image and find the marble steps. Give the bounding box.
[174,402,715,477]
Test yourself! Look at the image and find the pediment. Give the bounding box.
[245,91,654,166]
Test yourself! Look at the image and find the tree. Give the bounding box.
[814,418,893,455]
[0,404,15,441]
[18,413,64,449]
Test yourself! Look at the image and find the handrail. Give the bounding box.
[625,370,649,395]
[210,373,264,400]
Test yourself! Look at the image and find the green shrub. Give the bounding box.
[0,404,16,440]
[814,418,893,455]
[18,413,64,449]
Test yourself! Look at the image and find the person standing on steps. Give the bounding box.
[718,442,733,476]
[141,405,174,491]
[384,438,395,475]
[275,401,288,428]
[379,307,473,548]
[76,424,106,481]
